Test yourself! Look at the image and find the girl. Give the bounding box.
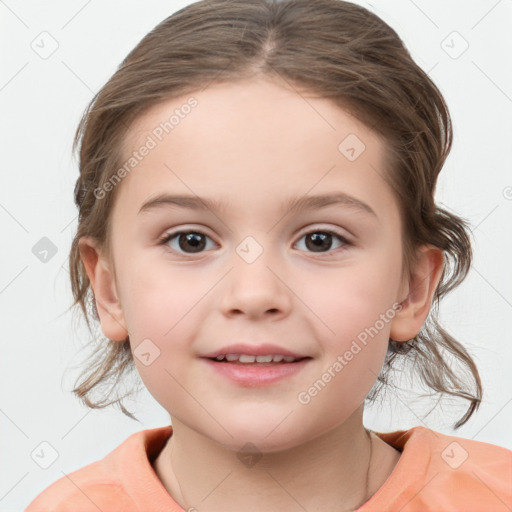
[26,0,511,510]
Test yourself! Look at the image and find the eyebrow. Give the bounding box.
[138,192,377,217]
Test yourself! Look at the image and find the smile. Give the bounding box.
[212,354,304,364]
[202,356,312,387]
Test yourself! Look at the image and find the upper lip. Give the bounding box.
[201,343,310,359]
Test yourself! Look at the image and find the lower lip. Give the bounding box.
[201,358,311,387]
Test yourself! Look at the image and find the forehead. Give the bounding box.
[123,77,384,157]
[113,77,397,222]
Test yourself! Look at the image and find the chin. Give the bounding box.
[216,431,303,455]
[207,413,309,454]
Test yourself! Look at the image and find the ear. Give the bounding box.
[78,236,129,341]
[390,245,444,342]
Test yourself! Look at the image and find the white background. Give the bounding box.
[1,1,511,510]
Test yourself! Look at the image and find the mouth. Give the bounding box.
[201,354,313,387]
[205,354,312,365]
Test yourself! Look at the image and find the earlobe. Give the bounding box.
[390,245,444,342]
[78,236,129,342]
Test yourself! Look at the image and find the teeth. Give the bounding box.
[239,354,256,363]
[255,355,273,363]
[214,354,299,363]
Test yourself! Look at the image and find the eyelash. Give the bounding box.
[158,227,353,259]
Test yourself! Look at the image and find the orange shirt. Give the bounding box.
[25,425,512,511]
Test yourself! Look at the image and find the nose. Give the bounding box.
[220,249,292,321]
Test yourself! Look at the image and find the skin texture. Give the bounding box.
[79,76,444,512]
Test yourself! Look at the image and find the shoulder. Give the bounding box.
[379,425,512,468]
[25,426,174,512]
[25,480,138,512]
[368,426,512,512]
[405,426,512,473]
[24,463,137,511]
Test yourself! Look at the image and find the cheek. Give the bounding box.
[304,253,402,341]
[114,259,207,396]
[118,253,205,337]
[119,261,204,411]
[297,265,400,417]
[118,254,217,349]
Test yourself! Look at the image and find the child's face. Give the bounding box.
[94,77,411,450]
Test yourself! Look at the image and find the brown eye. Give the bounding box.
[306,232,334,252]
[178,232,206,253]
[160,230,215,255]
[295,230,351,254]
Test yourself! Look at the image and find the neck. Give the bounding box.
[153,409,397,512]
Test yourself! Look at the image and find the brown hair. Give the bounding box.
[68,0,482,428]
